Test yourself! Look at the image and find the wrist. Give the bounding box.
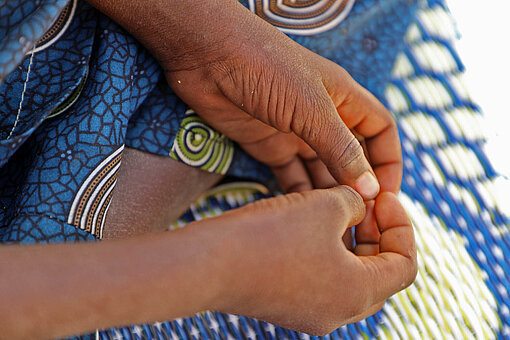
[182,209,265,314]
[152,1,258,73]
[86,0,250,71]
[182,214,243,313]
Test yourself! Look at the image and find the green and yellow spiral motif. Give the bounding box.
[170,110,234,175]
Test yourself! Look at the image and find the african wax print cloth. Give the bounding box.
[0,0,415,241]
[1,0,509,339]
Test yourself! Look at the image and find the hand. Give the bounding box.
[157,1,402,198]
[201,187,417,335]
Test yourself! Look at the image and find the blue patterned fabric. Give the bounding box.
[0,0,414,241]
[243,0,420,101]
[0,0,277,242]
[0,0,69,80]
[2,0,509,339]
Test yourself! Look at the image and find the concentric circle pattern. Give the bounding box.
[170,110,234,175]
[248,0,355,35]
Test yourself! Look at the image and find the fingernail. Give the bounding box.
[354,172,380,199]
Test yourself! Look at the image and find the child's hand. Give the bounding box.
[197,187,416,335]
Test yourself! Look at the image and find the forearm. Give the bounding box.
[0,222,226,339]
[85,0,268,70]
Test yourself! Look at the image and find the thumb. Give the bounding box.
[292,88,380,200]
[326,185,366,231]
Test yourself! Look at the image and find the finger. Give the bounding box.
[342,228,354,251]
[328,185,366,232]
[340,87,402,193]
[357,192,417,303]
[297,137,317,160]
[297,141,337,189]
[354,200,379,256]
[304,157,337,189]
[321,61,402,194]
[191,95,278,144]
[352,130,370,163]
[293,88,380,200]
[272,157,313,193]
[239,132,299,167]
[366,130,402,193]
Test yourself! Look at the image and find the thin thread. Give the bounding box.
[8,49,35,139]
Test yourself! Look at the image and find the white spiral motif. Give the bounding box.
[248,0,355,35]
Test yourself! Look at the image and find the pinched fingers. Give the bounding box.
[320,61,403,194]
[291,88,380,200]
[325,185,366,231]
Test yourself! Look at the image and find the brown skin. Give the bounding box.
[102,148,222,238]
[88,0,403,199]
[0,218,224,339]
[212,189,417,335]
[0,0,416,338]
[0,183,416,339]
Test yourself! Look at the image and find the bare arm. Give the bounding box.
[0,186,416,339]
[0,224,223,339]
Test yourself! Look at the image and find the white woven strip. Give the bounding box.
[400,112,448,146]
[411,41,458,73]
[389,194,501,340]
[418,6,457,41]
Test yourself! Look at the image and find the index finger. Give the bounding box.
[357,192,417,303]
[322,61,403,193]
[346,86,402,194]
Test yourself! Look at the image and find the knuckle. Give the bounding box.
[292,89,329,141]
[307,324,335,337]
[336,65,352,81]
[329,133,363,169]
[404,257,419,288]
[344,303,363,321]
[326,186,364,219]
[324,63,352,88]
